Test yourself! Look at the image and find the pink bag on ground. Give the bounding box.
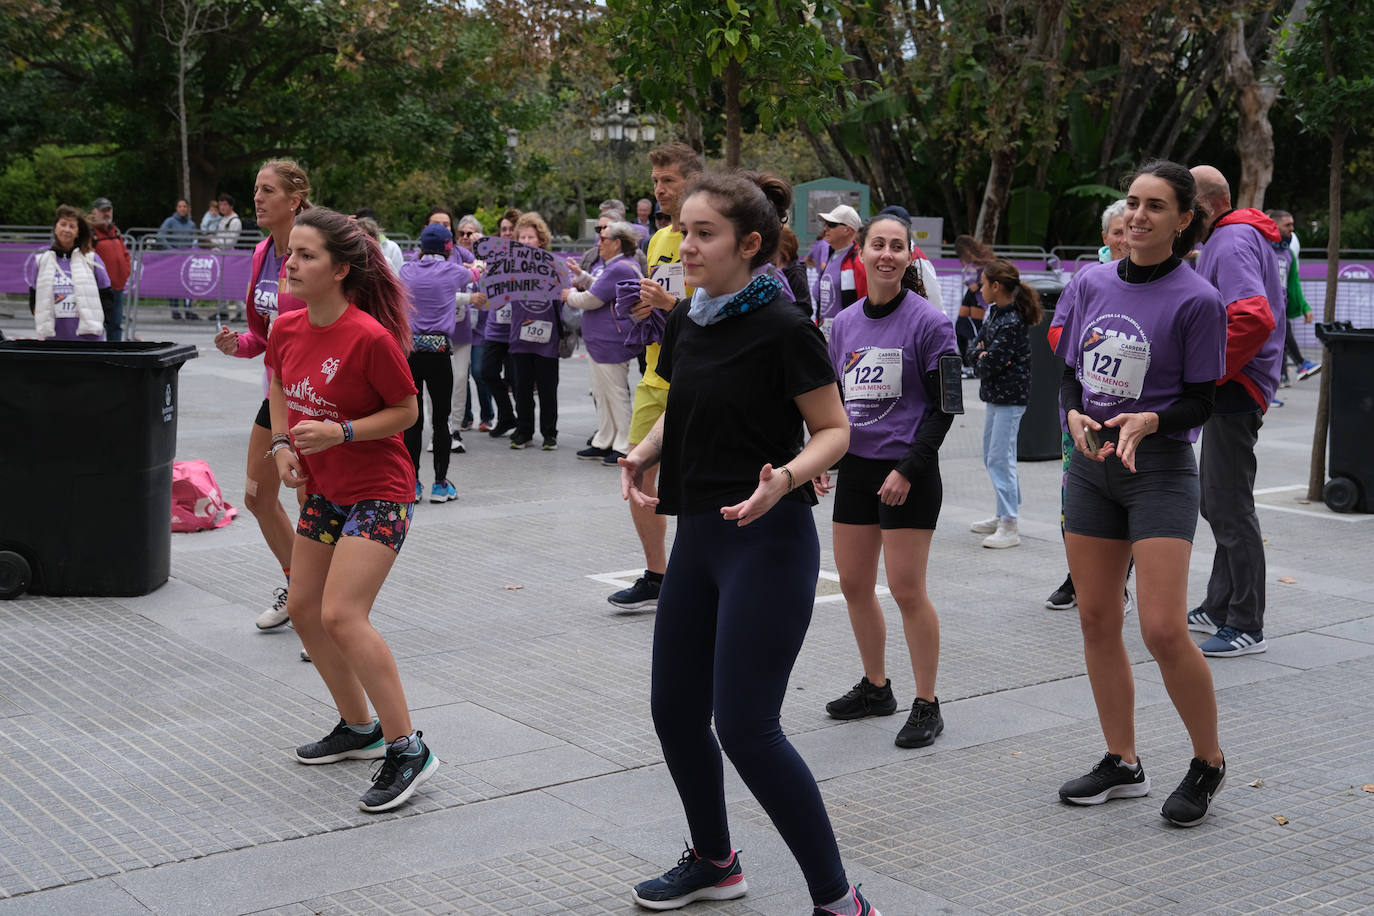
[171,460,238,532]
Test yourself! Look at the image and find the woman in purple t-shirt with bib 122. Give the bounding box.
[820,213,961,752]
[1053,159,1230,827]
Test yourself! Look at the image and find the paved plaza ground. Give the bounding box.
[1,310,1372,915]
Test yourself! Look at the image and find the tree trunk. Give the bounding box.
[178,40,190,203]
[974,148,1013,245]
[1226,23,1277,209]
[1306,126,1344,501]
[723,58,742,169]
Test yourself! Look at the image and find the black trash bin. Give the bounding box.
[1018,276,1066,461]
[1314,322,1374,513]
[0,340,198,598]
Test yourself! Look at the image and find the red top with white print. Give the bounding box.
[265,306,417,505]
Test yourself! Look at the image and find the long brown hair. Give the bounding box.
[982,259,1042,326]
[294,208,411,352]
[954,234,993,266]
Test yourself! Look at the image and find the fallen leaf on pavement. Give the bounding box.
[1361,784,1374,793]
[1247,778,1263,788]
[1278,577,1297,584]
[503,584,523,590]
[1273,815,1289,825]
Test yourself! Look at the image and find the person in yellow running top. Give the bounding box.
[607,142,704,610]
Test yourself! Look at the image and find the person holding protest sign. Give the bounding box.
[507,212,563,450]
[265,206,436,814]
[213,159,312,632]
[620,170,879,916]
[564,219,644,463]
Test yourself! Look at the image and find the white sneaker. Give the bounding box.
[256,587,290,629]
[970,516,1000,534]
[983,520,1021,549]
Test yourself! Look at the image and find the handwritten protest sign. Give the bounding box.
[473,237,571,307]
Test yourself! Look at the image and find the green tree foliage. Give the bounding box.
[1276,0,1374,499]
[0,0,543,228]
[603,0,853,167]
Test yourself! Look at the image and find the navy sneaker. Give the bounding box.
[1186,606,1220,634]
[577,445,610,460]
[359,732,438,812]
[814,886,882,916]
[1161,756,1226,826]
[1200,625,1266,657]
[609,573,660,610]
[826,677,898,720]
[295,718,385,765]
[602,450,626,467]
[631,846,747,910]
[1059,752,1150,805]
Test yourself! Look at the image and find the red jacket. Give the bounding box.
[91,223,132,291]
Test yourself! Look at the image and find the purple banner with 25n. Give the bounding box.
[0,243,254,300]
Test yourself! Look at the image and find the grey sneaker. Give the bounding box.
[359,733,438,812]
[295,718,385,764]
[256,587,290,630]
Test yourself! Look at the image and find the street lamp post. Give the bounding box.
[505,128,519,206]
[591,99,656,205]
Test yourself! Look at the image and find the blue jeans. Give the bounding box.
[983,402,1026,520]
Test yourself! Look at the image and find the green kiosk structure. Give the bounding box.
[792,178,870,239]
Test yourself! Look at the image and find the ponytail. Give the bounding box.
[983,258,1042,326]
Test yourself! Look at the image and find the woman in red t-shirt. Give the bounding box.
[263,207,437,814]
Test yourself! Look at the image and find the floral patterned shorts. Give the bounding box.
[297,494,412,552]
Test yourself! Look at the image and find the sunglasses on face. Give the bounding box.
[823,221,841,229]
[459,230,478,238]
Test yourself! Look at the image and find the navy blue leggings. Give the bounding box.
[651,500,848,905]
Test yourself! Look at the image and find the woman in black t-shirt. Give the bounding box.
[619,172,879,916]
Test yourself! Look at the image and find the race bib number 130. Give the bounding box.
[519,319,553,343]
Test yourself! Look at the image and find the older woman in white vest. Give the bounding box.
[31,205,112,340]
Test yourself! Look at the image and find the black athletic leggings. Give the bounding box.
[403,350,453,481]
[651,499,848,906]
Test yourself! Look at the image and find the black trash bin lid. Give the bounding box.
[0,340,198,368]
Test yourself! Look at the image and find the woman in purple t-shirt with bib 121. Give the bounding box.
[820,214,960,752]
[1052,159,1230,827]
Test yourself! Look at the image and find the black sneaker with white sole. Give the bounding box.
[825,677,898,720]
[359,732,438,812]
[631,846,747,910]
[295,718,385,764]
[1059,752,1151,805]
[1161,756,1226,826]
[608,572,661,610]
[1045,574,1076,610]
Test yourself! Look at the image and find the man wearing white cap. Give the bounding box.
[813,204,866,337]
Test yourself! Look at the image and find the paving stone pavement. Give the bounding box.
[1,315,1371,915]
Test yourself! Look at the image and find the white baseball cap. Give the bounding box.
[818,205,861,231]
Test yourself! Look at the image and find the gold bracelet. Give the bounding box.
[780,466,796,491]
